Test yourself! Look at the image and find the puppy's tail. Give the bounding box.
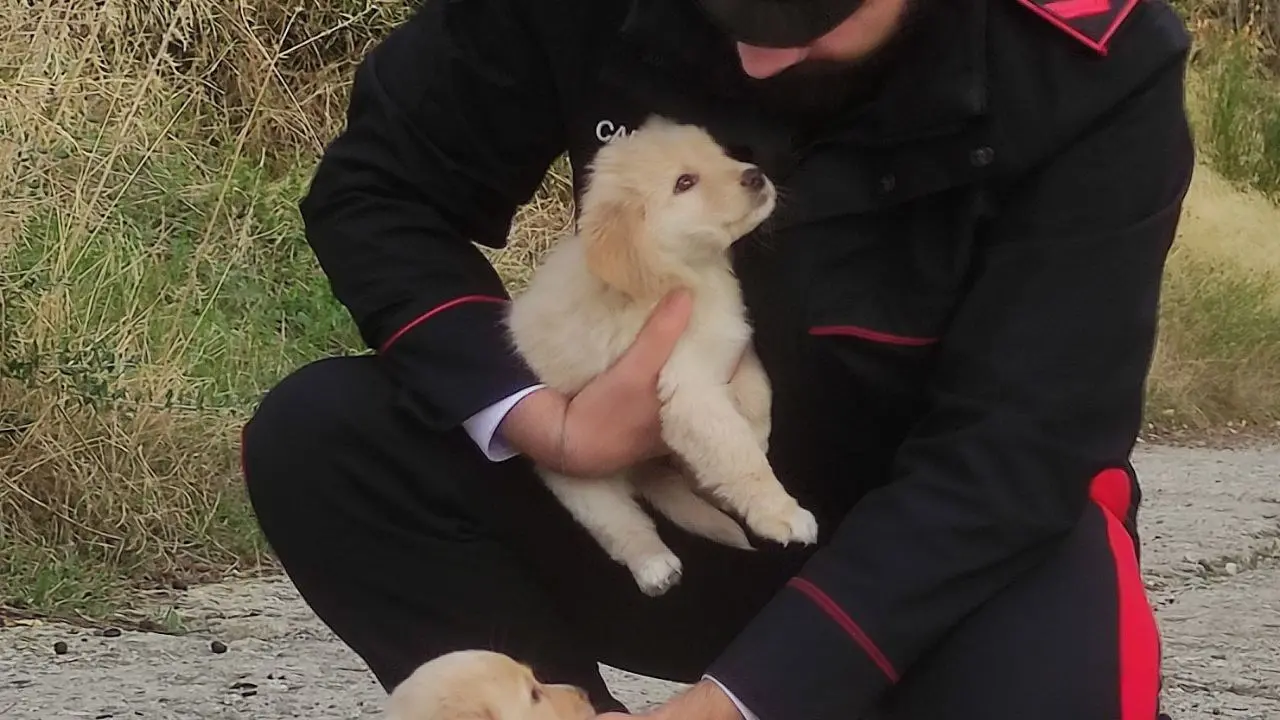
[637,469,754,550]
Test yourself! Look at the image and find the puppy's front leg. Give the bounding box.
[657,377,817,547]
[728,345,771,453]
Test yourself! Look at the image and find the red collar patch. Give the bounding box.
[1015,0,1141,55]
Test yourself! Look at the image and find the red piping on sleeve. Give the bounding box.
[378,295,507,353]
[788,576,900,682]
[809,325,939,347]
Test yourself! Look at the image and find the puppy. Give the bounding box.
[385,649,595,720]
[505,116,819,597]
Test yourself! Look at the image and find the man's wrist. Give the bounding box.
[654,679,744,720]
[461,385,547,462]
[698,676,755,720]
[494,386,568,466]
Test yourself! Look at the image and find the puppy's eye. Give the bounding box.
[674,173,698,194]
[530,686,543,704]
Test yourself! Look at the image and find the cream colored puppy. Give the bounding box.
[385,649,595,720]
[505,116,819,597]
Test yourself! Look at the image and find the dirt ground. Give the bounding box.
[2,442,1278,719]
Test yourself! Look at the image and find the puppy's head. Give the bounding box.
[386,650,595,720]
[578,116,777,300]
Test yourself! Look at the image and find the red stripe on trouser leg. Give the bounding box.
[1089,468,1160,720]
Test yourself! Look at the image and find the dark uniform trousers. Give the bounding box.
[242,353,1166,719]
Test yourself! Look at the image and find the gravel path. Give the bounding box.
[2,442,1278,719]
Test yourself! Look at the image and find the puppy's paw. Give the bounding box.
[746,499,820,547]
[632,552,683,597]
[784,506,820,545]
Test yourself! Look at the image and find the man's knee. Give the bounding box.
[240,354,513,538]
[240,355,393,515]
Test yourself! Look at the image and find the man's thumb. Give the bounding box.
[622,289,693,373]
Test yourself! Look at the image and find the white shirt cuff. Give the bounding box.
[460,384,546,462]
[702,674,758,720]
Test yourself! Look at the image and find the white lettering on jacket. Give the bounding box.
[594,119,631,143]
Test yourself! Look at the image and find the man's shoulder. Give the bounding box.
[508,0,632,44]
[478,0,633,89]
[392,0,630,59]
[984,0,1192,168]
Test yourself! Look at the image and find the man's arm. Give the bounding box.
[462,385,547,462]
[700,31,1196,720]
[300,0,564,432]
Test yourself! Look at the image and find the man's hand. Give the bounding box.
[497,288,695,477]
[596,680,745,720]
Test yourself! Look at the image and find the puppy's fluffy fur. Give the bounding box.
[505,116,818,596]
[385,650,595,720]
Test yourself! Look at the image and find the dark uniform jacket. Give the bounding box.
[299,0,1196,717]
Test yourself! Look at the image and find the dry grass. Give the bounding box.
[1184,21,1280,197]
[0,0,1277,618]
[1150,165,1280,432]
[0,0,572,616]
[1150,9,1280,434]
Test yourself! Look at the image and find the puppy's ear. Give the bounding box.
[580,191,667,300]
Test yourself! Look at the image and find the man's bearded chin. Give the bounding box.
[739,1,921,126]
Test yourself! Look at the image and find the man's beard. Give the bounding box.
[738,0,922,129]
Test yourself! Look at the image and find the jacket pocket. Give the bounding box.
[808,322,940,348]
[804,253,958,356]
[797,231,963,438]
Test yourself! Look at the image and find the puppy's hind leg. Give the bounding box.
[634,462,753,550]
[657,380,819,548]
[538,470,684,596]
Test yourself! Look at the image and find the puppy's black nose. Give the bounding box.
[741,166,765,191]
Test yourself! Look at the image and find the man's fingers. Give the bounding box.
[619,288,693,374]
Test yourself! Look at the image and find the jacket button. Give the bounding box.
[970,146,995,167]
